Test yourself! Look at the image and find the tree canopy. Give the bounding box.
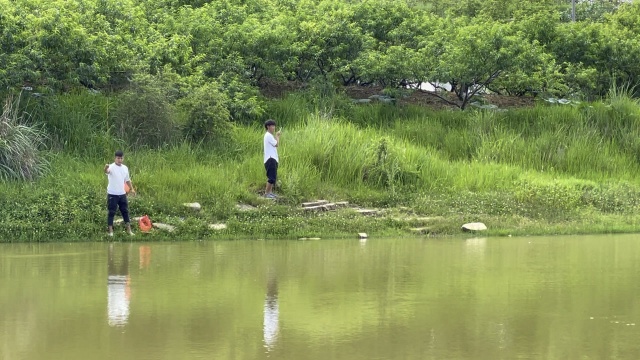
[1,0,638,110]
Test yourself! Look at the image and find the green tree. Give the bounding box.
[550,20,640,98]
[435,18,550,108]
[349,0,414,86]
[287,0,366,83]
[177,82,232,145]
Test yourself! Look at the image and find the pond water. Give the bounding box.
[2,235,640,360]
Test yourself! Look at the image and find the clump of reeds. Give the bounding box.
[0,95,49,181]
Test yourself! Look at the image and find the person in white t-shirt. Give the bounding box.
[263,119,281,199]
[104,150,136,236]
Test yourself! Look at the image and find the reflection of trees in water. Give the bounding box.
[263,270,279,352]
[108,244,131,327]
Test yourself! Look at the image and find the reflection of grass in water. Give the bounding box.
[2,251,102,258]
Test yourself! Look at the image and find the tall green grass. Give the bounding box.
[0,95,49,181]
[124,93,640,210]
[5,88,640,240]
[25,91,122,158]
[352,95,640,182]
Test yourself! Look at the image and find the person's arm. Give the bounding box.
[274,130,281,147]
[104,164,110,174]
[267,133,279,147]
[126,180,136,195]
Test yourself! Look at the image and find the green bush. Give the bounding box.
[177,82,233,145]
[217,73,266,123]
[114,76,181,149]
[0,96,49,181]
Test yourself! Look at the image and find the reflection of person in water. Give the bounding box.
[108,243,131,327]
[263,270,279,352]
[139,245,151,270]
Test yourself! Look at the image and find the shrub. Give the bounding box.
[113,76,181,149]
[0,96,49,181]
[177,82,233,145]
[217,73,265,123]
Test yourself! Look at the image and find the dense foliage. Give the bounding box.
[1,0,638,106]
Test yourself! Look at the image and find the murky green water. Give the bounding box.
[2,235,640,360]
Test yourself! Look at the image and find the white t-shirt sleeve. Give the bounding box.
[267,133,277,146]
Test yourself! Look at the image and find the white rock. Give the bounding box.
[236,204,257,212]
[183,202,201,211]
[153,222,176,232]
[208,223,227,230]
[461,222,487,232]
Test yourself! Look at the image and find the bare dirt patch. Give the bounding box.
[343,86,536,109]
[259,81,535,110]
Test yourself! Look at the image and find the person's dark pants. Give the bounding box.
[107,194,130,226]
[265,158,278,184]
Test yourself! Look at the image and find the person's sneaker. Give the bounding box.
[127,231,135,236]
[108,232,114,237]
[265,193,276,199]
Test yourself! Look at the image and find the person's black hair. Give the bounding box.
[264,119,276,129]
[115,150,124,157]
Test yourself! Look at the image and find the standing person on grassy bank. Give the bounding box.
[264,119,281,199]
[104,150,136,236]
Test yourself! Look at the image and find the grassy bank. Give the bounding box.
[2,92,640,242]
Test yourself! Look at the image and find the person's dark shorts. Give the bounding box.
[107,194,130,224]
[265,158,278,184]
